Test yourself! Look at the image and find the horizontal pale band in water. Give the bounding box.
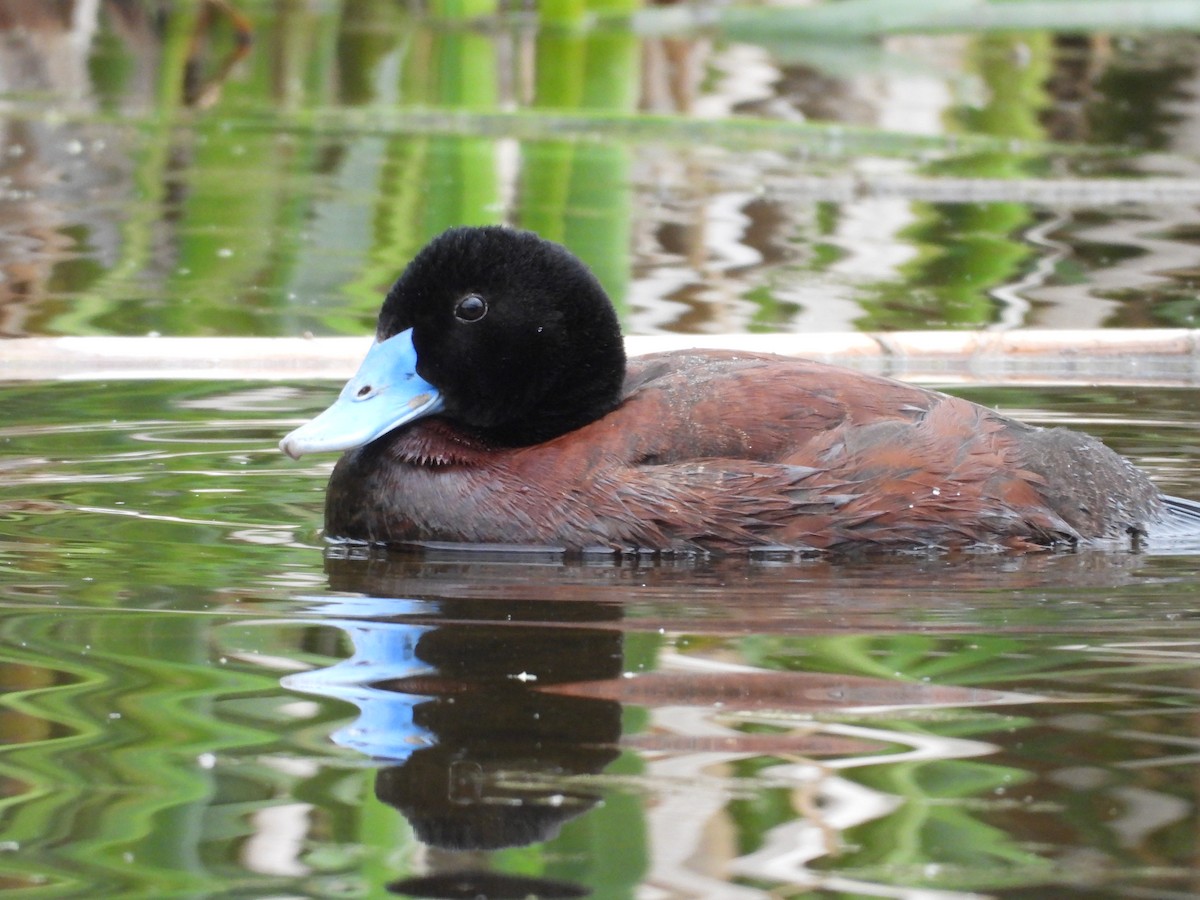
[3,331,1200,386]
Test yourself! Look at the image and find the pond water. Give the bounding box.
[3,381,1200,899]
[4,2,1200,899]
[0,1,1198,339]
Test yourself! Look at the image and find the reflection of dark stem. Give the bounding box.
[183,0,254,108]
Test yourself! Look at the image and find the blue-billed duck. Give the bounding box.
[280,225,1200,554]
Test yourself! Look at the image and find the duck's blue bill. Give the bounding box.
[279,328,444,459]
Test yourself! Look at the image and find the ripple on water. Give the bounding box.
[2,381,1200,899]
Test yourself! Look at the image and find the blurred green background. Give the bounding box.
[1,0,1198,340]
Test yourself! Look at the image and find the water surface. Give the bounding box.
[0,3,1198,339]
[2,381,1200,898]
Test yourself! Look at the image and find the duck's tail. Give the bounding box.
[1154,494,1200,542]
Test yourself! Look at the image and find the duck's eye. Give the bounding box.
[455,294,487,323]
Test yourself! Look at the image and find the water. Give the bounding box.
[2,381,1200,898]
[5,3,1200,898]
[0,4,1198,339]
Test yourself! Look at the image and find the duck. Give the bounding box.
[279,225,1200,555]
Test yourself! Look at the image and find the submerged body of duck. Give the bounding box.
[281,226,1200,554]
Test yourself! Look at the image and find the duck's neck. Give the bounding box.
[493,371,626,446]
[486,335,627,447]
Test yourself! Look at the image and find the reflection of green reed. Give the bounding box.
[338,16,638,325]
[521,28,638,312]
[0,612,282,894]
[59,4,338,338]
[339,23,505,318]
[730,630,1081,890]
[725,750,1053,891]
[430,0,498,20]
[19,0,1195,339]
[854,33,1054,331]
[43,9,197,337]
[40,1,1073,339]
[826,759,1053,891]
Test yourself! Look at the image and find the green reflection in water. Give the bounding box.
[0,610,283,895]
[855,33,1056,331]
[10,1,1197,339]
[2,381,1200,893]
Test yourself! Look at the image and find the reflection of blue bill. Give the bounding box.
[283,616,436,761]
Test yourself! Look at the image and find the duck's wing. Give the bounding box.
[602,392,1083,553]
[610,462,1077,554]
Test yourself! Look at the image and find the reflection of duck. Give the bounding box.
[290,551,1044,899]
[285,566,624,853]
[388,871,589,899]
[281,226,1200,553]
[371,615,622,851]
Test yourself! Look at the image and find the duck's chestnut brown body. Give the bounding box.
[281,226,1200,555]
[325,350,1169,554]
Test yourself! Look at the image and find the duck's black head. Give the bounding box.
[279,227,627,458]
[380,226,626,444]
